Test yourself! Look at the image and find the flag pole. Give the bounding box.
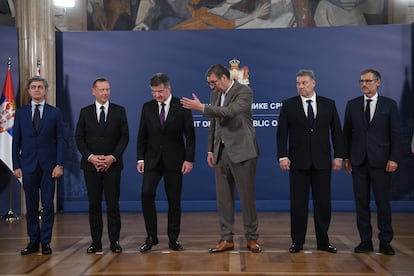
[1,57,19,222]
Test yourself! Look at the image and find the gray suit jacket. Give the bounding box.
[204,80,259,164]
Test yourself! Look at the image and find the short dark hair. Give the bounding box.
[296,69,315,80]
[150,73,170,87]
[92,77,109,88]
[361,69,381,80]
[205,64,230,79]
[27,76,48,89]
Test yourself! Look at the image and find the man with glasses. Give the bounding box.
[343,69,400,255]
[137,73,195,253]
[181,64,261,253]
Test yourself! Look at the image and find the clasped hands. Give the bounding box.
[89,154,114,172]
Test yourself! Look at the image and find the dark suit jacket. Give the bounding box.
[137,96,195,170]
[277,95,344,170]
[12,103,64,172]
[343,95,400,168]
[76,102,129,171]
[204,80,259,164]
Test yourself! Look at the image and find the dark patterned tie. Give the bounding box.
[365,99,372,125]
[307,99,314,127]
[33,104,41,131]
[160,103,165,125]
[99,105,105,128]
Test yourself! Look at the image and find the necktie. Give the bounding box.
[307,99,314,127]
[365,99,372,125]
[220,92,226,106]
[33,104,41,131]
[99,105,105,128]
[160,103,165,125]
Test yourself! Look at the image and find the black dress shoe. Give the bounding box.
[379,241,395,255]
[41,243,52,255]
[289,243,303,253]
[21,242,39,255]
[354,241,373,253]
[169,240,184,251]
[139,237,159,253]
[317,244,337,253]
[86,244,102,254]
[110,241,122,253]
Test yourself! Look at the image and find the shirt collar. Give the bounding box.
[95,101,109,110]
[300,93,316,104]
[159,94,172,106]
[364,92,378,101]
[31,100,45,107]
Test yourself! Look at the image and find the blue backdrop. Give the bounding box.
[53,24,413,212]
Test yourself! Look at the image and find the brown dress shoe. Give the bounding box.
[209,240,234,253]
[247,240,262,253]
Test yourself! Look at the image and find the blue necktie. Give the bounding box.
[307,99,314,127]
[99,106,105,128]
[160,103,165,125]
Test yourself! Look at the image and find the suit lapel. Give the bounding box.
[165,97,178,126]
[294,96,307,123]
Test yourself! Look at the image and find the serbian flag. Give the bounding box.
[0,60,16,172]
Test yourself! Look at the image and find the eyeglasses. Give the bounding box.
[359,79,377,84]
[206,79,219,87]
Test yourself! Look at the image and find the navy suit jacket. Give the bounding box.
[343,95,400,168]
[277,95,344,170]
[137,96,195,170]
[12,103,65,172]
[76,102,129,171]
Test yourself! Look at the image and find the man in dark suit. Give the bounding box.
[180,64,261,253]
[277,69,344,254]
[137,73,195,253]
[343,69,400,255]
[12,76,64,255]
[76,77,129,254]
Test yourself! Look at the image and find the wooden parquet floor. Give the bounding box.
[0,212,413,275]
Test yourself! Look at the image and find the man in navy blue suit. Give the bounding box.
[12,76,65,255]
[343,69,400,255]
[277,69,344,254]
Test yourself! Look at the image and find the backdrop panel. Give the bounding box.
[57,24,414,212]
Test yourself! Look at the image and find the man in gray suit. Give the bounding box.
[181,64,261,253]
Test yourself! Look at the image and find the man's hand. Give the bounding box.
[180,93,204,111]
[182,161,193,174]
[136,162,144,173]
[13,168,22,179]
[386,160,398,173]
[207,152,215,168]
[332,158,343,171]
[279,158,290,170]
[52,165,63,178]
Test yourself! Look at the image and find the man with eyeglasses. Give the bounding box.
[76,77,129,254]
[181,64,261,253]
[137,73,195,253]
[343,69,400,255]
[13,76,65,255]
